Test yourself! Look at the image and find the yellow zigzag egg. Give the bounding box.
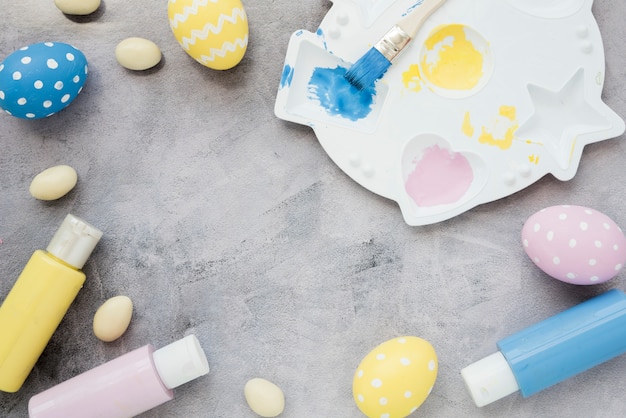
[168,0,248,70]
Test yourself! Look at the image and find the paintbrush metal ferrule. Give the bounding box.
[373,25,412,63]
[344,0,446,90]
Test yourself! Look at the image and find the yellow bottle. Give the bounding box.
[0,214,102,393]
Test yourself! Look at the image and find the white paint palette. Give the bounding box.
[274,0,624,226]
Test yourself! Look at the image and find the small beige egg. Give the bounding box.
[29,165,78,201]
[115,38,162,71]
[244,378,285,417]
[54,0,101,15]
[93,296,133,342]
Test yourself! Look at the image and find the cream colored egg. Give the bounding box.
[244,378,285,417]
[115,37,162,71]
[353,337,438,418]
[29,165,78,201]
[168,0,249,70]
[54,0,101,15]
[93,296,133,342]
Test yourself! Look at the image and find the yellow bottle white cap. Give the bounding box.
[46,214,103,269]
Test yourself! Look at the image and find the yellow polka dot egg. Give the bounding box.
[353,336,438,418]
[168,0,248,70]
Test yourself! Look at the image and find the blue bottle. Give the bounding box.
[461,289,626,407]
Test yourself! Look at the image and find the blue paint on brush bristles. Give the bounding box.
[344,48,391,91]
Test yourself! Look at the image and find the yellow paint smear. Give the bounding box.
[402,64,423,92]
[499,105,516,121]
[421,24,484,91]
[462,112,475,137]
[478,106,519,150]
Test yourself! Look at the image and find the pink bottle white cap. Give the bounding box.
[152,335,210,390]
[46,214,103,269]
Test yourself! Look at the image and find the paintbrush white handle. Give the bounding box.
[373,0,446,63]
[398,0,446,38]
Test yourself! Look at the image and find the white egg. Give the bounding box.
[115,38,162,71]
[54,0,101,15]
[29,165,78,201]
[244,378,285,417]
[93,296,133,342]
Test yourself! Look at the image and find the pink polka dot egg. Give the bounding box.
[522,205,626,285]
[353,336,437,418]
[0,42,87,119]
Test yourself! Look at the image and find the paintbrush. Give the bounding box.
[344,0,446,90]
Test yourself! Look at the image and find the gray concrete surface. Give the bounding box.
[1,0,626,417]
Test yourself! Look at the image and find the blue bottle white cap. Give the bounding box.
[461,351,519,407]
[153,335,210,390]
[46,214,103,269]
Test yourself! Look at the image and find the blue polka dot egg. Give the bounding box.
[0,42,87,119]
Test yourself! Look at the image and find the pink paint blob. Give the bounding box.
[404,145,474,207]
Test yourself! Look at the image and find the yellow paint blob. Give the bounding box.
[499,105,517,121]
[421,24,484,91]
[402,64,423,92]
[478,106,519,150]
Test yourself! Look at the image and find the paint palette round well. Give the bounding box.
[274,0,624,226]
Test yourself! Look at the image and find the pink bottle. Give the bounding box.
[28,335,209,418]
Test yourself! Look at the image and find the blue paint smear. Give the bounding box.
[308,66,376,122]
[404,0,425,17]
[280,64,294,88]
[316,28,328,50]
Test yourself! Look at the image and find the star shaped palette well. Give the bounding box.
[515,68,622,178]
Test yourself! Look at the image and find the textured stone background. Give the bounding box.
[1,0,626,417]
